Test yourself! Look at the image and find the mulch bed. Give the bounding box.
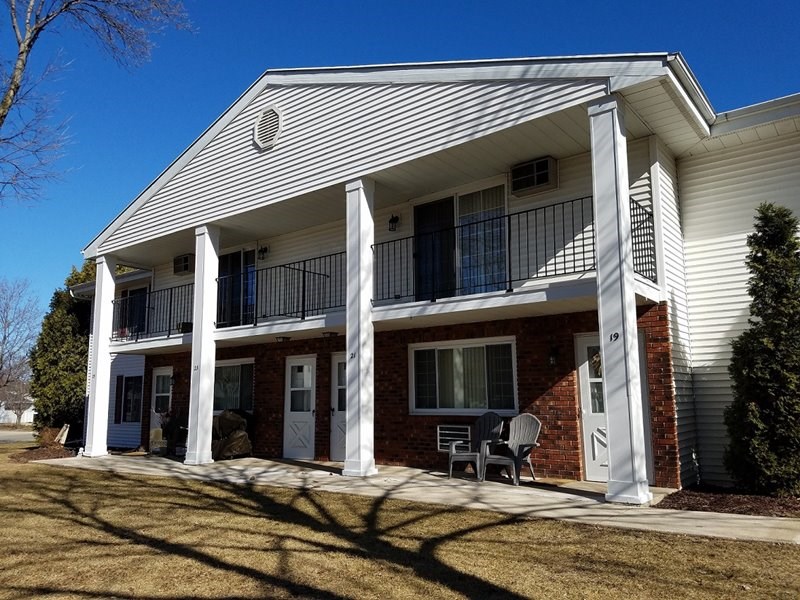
[9,445,75,463]
[656,485,800,518]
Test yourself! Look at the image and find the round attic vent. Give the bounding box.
[253,106,281,150]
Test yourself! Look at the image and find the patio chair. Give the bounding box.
[448,412,504,479]
[480,413,541,485]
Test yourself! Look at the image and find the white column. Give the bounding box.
[343,178,377,476]
[588,95,652,505]
[185,225,219,465]
[84,254,117,457]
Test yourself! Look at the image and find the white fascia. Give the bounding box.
[665,53,716,124]
[711,92,800,136]
[263,54,672,89]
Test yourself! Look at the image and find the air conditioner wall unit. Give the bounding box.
[510,156,558,198]
[173,254,195,276]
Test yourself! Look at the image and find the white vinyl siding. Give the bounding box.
[679,130,800,484]
[98,79,608,253]
[145,139,654,310]
[107,354,145,448]
[653,137,697,485]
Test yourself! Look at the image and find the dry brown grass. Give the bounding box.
[0,441,798,600]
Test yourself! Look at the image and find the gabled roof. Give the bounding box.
[83,53,713,259]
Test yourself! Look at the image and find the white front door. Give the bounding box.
[150,367,172,452]
[330,353,347,461]
[576,334,654,483]
[577,337,608,481]
[283,356,316,459]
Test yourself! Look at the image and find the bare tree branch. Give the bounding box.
[0,377,33,425]
[0,0,189,204]
[0,278,41,392]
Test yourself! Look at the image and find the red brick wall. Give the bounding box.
[140,303,681,488]
[638,303,681,488]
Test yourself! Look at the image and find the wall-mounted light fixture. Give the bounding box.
[170,375,176,387]
[321,331,338,338]
[388,214,399,232]
[257,245,270,261]
[275,336,291,343]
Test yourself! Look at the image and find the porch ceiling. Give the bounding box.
[186,104,652,251]
[110,97,659,269]
[620,76,708,157]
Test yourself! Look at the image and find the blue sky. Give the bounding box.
[1,0,799,310]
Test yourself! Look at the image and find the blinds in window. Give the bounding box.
[458,185,506,294]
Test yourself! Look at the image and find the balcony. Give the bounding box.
[374,196,656,304]
[112,196,656,340]
[111,283,194,341]
[216,252,346,328]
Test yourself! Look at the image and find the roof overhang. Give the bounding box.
[69,268,152,299]
[82,53,717,260]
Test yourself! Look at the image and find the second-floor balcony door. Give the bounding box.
[217,250,255,327]
[458,185,506,295]
[413,185,507,302]
[119,287,148,338]
[415,197,456,301]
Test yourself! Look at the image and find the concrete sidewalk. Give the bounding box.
[38,454,800,545]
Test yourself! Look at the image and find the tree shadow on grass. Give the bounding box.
[0,460,798,599]
[0,463,532,599]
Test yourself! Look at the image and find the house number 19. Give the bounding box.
[609,332,619,342]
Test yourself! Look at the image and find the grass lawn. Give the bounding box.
[0,442,798,599]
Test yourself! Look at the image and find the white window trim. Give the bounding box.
[213,358,255,413]
[408,336,518,416]
[152,366,173,415]
[215,358,255,367]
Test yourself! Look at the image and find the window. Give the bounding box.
[217,250,256,327]
[458,185,506,294]
[214,361,254,411]
[413,182,507,301]
[153,373,172,414]
[122,376,143,423]
[410,338,517,414]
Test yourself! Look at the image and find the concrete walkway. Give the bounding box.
[38,454,800,545]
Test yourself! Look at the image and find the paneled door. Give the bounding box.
[330,353,347,461]
[576,335,654,483]
[577,336,608,481]
[150,367,172,453]
[283,356,316,459]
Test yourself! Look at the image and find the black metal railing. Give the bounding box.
[216,251,346,328]
[373,195,658,303]
[110,197,657,339]
[374,196,597,303]
[111,283,194,341]
[630,198,658,282]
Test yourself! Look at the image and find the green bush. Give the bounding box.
[29,264,94,433]
[725,203,800,496]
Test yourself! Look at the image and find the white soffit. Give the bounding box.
[682,93,800,157]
